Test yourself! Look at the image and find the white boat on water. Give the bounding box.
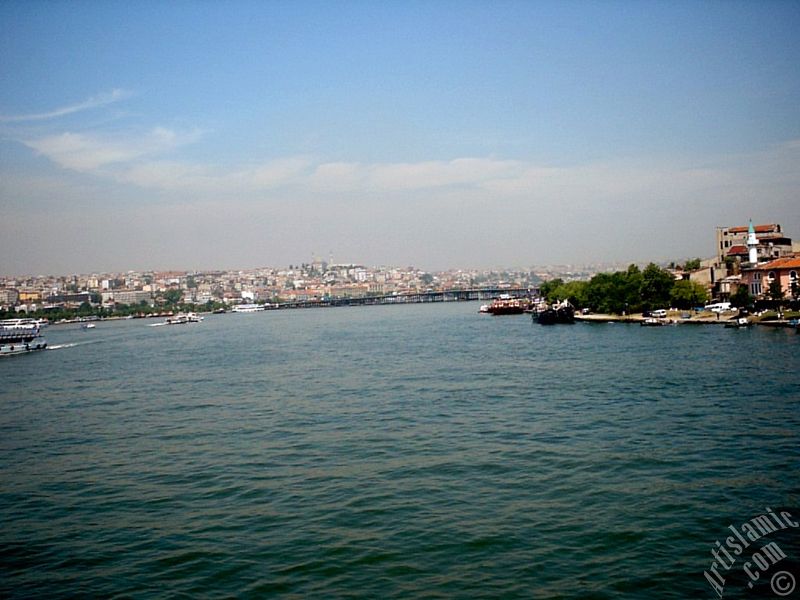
[0,322,48,357]
[0,317,49,328]
[724,317,751,329]
[641,317,670,327]
[232,304,265,313]
[155,312,204,326]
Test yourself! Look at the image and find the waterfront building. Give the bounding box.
[741,255,800,300]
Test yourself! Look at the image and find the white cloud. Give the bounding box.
[115,161,210,191]
[23,127,200,172]
[4,140,799,274]
[25,132,144,171]
[366,158,522,191]
[105,156,525,196]
[112,157,312,193]
[308,162,366,192]
[0,89,131,123]
[20,136,800,209]
[247,157,312,188]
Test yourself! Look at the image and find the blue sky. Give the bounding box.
[1,0,799,274]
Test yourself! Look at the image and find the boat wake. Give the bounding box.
[48,340,100,350]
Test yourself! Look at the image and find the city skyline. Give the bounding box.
[2,2,799,274]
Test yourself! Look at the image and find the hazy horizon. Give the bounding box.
[2,2,799,275]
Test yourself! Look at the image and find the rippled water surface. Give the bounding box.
[1,304,798,598]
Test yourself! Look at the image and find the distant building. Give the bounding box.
[0,288,19,307]
[18,290,42,303]
[716,223,793,267]
[101,289,153,307]
[46,291,96,308]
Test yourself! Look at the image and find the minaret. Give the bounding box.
[747,220,758,265]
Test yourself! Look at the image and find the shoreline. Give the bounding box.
[575,313,798,328]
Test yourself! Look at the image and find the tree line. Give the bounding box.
[538,263,710,314]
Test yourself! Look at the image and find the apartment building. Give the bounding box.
[715,223,793,266]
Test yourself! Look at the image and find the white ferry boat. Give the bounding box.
[164,312,204,325]
[232,304,265,313]
[0,321,48,357]
[0,317,49,328]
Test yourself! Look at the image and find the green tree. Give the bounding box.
[539,279,564,302]
[543,280,589,307]
[621,264,643,313]
[683,258,701,271]
[640,263,675,310]
[669,280,708,309]
[768,278,784,301]
[585,273,620,313]
[730,285,752,308]
[163,289,183,306]
[559,281,589,307]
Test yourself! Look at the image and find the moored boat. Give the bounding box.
[724,317,751,328]
[640,317,670,326]
[485,296,528,315]
[533,300,575,325]
[232,304,265,313]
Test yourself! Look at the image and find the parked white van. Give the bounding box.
[651,309,667,318]
[704,302,731,313]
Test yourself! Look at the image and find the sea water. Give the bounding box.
[1,303,798,598]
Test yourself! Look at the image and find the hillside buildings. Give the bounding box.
[709,221,800,302]
[2,221,798,313]
[0,263,547,313]
[715,223,794,267]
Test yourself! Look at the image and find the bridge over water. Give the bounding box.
[276,287,536,309]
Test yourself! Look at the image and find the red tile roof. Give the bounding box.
[727,224,780,234]
[755,255,800,270]
[727,245,748,256]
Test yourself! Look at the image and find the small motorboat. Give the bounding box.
[724,317,751,328]
[640,317,669,327]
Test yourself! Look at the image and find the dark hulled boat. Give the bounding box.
[533,301,575,325]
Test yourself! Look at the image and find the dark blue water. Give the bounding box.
[1,304,798,598]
